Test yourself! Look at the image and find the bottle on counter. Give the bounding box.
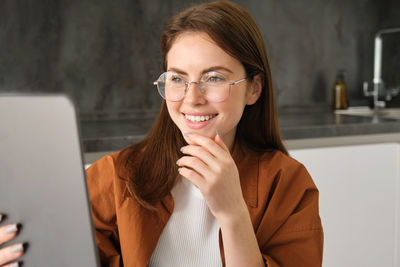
[332,70,348,110]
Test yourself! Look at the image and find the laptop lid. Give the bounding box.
[0,94,100,266]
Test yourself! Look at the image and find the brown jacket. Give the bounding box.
[86,145,323,267]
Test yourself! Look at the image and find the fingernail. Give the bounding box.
[184,132,191,137]
[12,243,24,253]
[216,130,221,138]
[9,262,20,267]
[5,224,18,234]
[180,146,185,152]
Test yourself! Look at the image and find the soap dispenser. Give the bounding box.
[333,70,348,110]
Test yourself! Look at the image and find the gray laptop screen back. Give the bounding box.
[0,95,100,266]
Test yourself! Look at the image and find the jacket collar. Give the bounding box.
[231,142,259,208]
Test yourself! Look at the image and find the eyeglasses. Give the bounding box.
[153,71,247,103]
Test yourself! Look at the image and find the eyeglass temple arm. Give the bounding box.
[230,78,247,85]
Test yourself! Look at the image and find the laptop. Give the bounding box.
[0,94,100,266]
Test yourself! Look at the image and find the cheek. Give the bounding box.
[227,109,244,127]
[166,103,195,144]
[166,102,180,119]
[217,103,245,130]
[166,101,186,133]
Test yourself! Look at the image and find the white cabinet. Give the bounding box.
[290,143,400,267]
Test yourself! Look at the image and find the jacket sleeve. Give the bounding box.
[257,161,324,267]
[86,155,122,267]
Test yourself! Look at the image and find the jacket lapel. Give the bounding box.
[232,144,259,208]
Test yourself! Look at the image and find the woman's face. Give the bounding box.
[165,32,260,150]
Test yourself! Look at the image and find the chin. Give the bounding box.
[181,129,217,144]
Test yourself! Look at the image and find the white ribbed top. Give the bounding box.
[148,177,222,267]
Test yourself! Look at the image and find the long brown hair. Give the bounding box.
[118,0,287,210]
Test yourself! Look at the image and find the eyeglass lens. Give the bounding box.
[156,71,230,102]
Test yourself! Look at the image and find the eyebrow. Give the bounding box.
[168,66,234,75]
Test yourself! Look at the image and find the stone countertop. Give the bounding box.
[79,111,400,153]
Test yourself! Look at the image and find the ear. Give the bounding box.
[246,74,263,105]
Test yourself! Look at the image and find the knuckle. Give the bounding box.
[182,168,195,178]
[188,157,200,166]
[204,139,213,147]
[193,146,203,154]
[186,145,203,157]
[178,167,187,175]
[186,169,194,176]
[180,156,190,165]
[214,165,223,175]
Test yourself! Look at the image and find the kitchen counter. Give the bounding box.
[80,109,400,154]
[279,110,400,139]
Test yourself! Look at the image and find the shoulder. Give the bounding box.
[86,147,143,201]
[86,151,123,200]
[86,147,140,183]
[259,149,306,172]
[258,150,315,188]
[86,149,143,222]
[86,151,121,183]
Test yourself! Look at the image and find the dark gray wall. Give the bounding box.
[0,0,398,116]
[245,0,382,109]
[379,0,400,106]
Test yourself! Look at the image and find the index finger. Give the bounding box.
[184,132,228,158]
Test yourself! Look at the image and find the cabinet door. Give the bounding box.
[290,143,400,267]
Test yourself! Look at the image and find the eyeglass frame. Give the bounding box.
[153,70,247,103]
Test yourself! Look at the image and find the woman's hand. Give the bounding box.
[176,132,248,225]
[0,214,24,267]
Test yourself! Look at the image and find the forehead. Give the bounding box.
[166,32,244,74]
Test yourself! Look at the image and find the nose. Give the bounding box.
[183,82,207,104]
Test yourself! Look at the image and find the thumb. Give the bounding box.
[214,130,229,151]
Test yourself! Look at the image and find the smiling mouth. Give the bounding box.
[184,113,218,122]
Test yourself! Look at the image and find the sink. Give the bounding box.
[334,107,400,120]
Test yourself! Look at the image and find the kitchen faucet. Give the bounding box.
[363,27,400,108]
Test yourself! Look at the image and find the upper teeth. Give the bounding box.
[185,114,215,122]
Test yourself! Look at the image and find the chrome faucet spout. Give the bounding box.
[364,27,400,109]
[373,35,383,85]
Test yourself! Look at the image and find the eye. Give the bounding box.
[172,77,184,83]
[203,72,227,83]
[166,73,185,84]
[209,76,223,82]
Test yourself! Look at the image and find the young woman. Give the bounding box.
[0,1,323,266]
